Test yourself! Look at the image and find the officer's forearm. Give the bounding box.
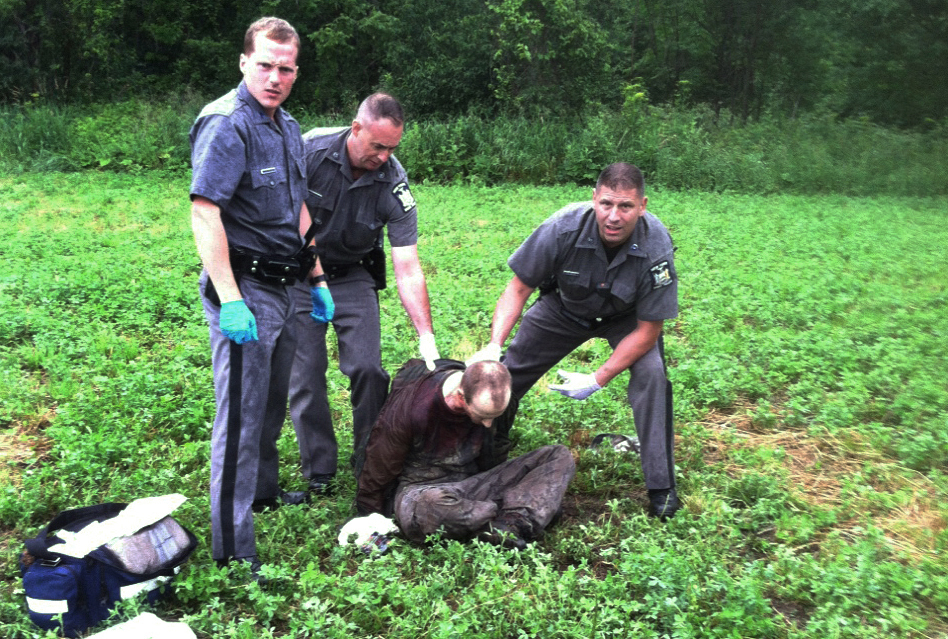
[309,255,326,282]
[489,276,534,346]
[299,201,313,240]
[191,197,242,303]
[299,202,327,282]
[392,245,434,335]
[594,319,664,386]
[397,276,433,335]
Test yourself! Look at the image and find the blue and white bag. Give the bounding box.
[19,501,197,637]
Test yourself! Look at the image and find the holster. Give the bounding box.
[293,245,318,280]
[362,244,387,291]
[322,246,387,291]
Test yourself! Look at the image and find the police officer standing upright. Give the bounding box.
[287,93,439,492]
[189,17,334,579]
[470,163,681,520]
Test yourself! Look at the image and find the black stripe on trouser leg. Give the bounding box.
[221,341,243,559]
[658,334,676,489]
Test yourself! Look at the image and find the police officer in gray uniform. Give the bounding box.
[471,163,681,520]
[189,17,333,577]
[288,94,439,492]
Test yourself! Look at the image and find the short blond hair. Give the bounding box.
[244,17,300,55]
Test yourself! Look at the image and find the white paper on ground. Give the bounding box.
[87,612,196,639]
[47,494,187,559]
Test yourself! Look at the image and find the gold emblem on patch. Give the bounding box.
[650,261,673,289]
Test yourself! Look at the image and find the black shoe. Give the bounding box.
[308,473,336,497]
[216,555,267,585]
[252,489,311,513]
[477,513,530,551]
[648,488,681,521]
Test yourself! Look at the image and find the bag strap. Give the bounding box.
[25,503,127,560]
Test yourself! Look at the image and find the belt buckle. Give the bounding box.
[252,256,299,285]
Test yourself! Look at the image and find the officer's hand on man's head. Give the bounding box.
[466,343,502,365]
[310,285,335,323]
[549,369,602,400]
[419,333,440,371]
[219,300,258,344]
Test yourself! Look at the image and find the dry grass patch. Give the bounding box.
[0,411,54,489]
[698,401,946,561]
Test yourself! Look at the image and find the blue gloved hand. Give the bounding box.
[219,300,258,344]
[310,285,335,323]
[549,369,602,400]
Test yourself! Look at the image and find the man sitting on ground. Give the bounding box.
[356,358,575,549]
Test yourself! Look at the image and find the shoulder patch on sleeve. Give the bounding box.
[198,90,238,118]
[392,182,416,212]
[650,261,674,289]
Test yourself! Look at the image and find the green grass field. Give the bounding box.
[1,172,946,637]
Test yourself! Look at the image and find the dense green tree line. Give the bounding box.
[2,0,946,126]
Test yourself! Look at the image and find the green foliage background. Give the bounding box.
[0,173,946,637]
[2,2,946,634]
[2,0,947,127]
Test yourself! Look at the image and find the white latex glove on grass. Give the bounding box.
[337,513,399,549]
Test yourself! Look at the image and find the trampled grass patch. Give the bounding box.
[0,173,946,637]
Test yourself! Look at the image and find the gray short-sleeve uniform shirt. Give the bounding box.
[508,202,678,322]
[302,127,418,265]
[189,81,308,256]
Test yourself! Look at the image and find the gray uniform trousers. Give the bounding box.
[504,295,676,490]
[394,444,576,543]
[201,273,298,561]
[288,267,390,477]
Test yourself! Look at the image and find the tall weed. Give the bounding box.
[0,103,73,171]
[3,98,947,196]
[67,99,198,173]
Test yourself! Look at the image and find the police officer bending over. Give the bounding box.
[470,162,681,520]
[287,94,439,494]
[189,17,334,581]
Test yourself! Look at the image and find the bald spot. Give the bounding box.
[461,360,511,412]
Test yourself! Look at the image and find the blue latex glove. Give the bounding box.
[310,285,335,323]
[219,300,258,344]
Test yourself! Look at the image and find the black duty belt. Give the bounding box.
[554,297,636,331]
[558,305,604,331]
[320,261,358,281]
[320,248,387,291]
[230,249,307,286]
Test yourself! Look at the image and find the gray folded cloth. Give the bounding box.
[105,516,191,574]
